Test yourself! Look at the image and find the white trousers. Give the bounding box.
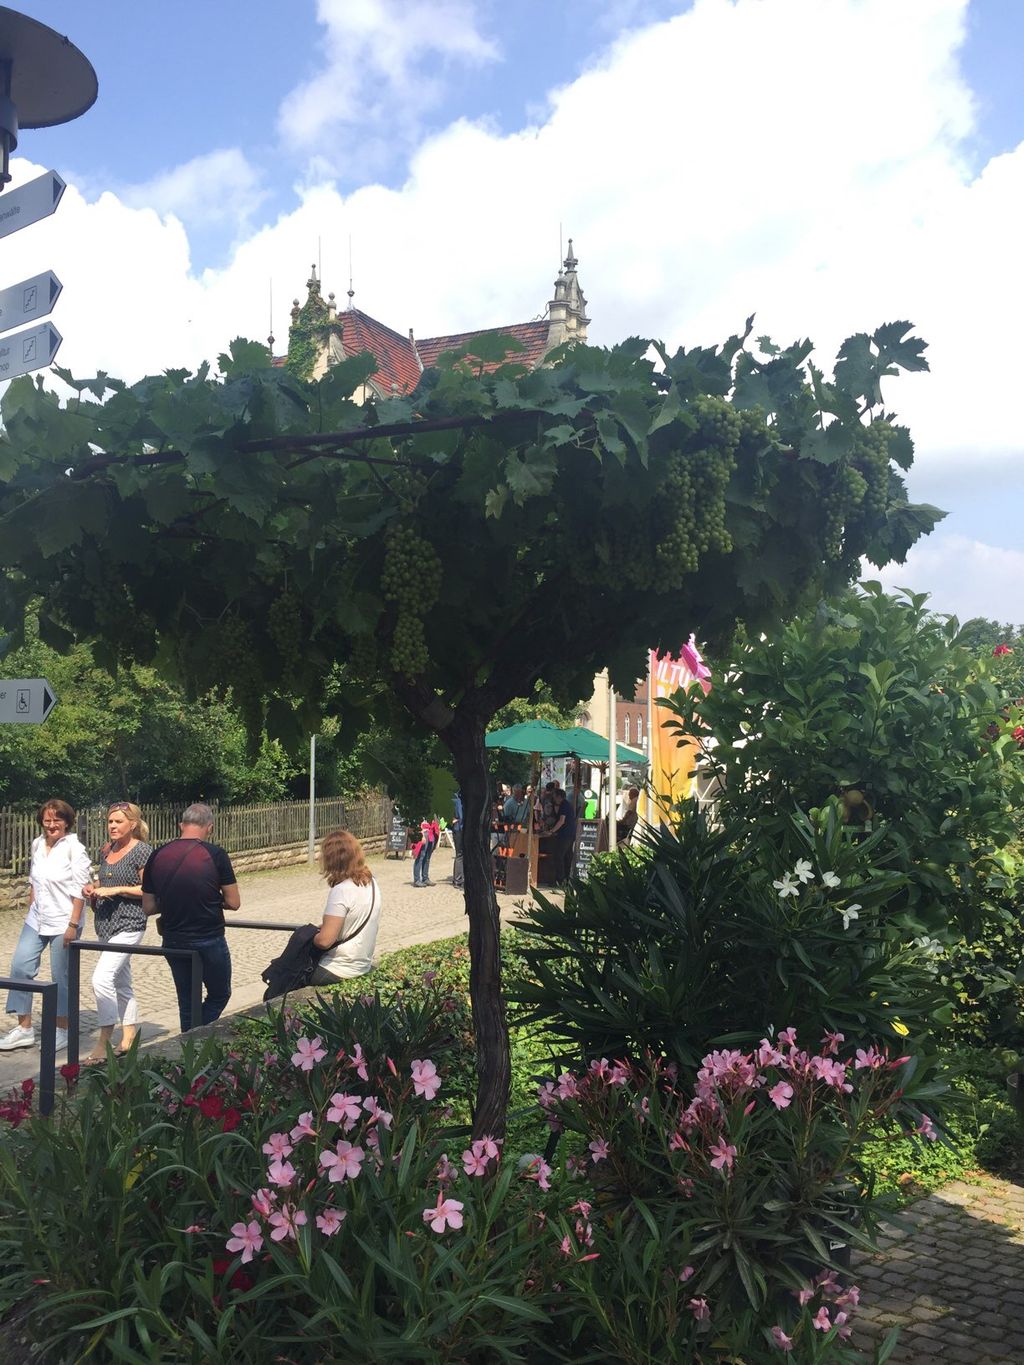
[92,929,145,1027]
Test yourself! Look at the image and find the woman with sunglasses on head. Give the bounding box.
[81,802,153,1061]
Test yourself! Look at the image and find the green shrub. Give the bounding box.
[511,804,948,1077]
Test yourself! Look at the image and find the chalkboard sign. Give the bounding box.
[574,819,601,882]
[386,812,409,857]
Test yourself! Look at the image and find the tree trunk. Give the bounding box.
[445,713,511,1139]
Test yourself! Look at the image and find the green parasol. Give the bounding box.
[485,718,646,766]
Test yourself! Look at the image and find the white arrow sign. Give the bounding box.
[0,270,62,333]
[0,171,66,242]
[0,678,58,725]
[0,321,62,380]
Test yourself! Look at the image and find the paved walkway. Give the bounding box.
[851,1174,1024,1362]
[0,847,533,1092]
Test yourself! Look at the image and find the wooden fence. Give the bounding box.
[0,794,392,878]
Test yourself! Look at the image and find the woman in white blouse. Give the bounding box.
[0,799,91,1055]
[311,830,382,982]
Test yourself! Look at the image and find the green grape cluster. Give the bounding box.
[267,587,305,681]
[654,442,735,589]
[72,576,155,660]
[381,524,441,678]
[853,420,892,521]
[692,395,742,454]
[388,466,428,510]
[214,613,262,709]
[349,631,378,678]
[821,463,869,560]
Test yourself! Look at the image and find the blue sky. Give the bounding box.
[6,0,1024,622]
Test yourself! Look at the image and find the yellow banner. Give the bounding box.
[648,640,711,819]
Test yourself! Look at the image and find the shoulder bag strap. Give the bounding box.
[338,878,375,945]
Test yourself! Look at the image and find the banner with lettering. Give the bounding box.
[649,636,711,818]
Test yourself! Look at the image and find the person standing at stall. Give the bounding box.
[543,787,578,886]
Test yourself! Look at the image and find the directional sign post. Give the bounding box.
[0,170,66,242]
[0,270,61,333]
[0,678,58,725]
[0,320,61,380]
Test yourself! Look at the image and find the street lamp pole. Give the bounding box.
[307,733,316,863]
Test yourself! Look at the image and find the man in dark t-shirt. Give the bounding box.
[544,789,577,885]
[141,802,240,1032]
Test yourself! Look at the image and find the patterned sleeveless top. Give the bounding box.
[94,841,153,942]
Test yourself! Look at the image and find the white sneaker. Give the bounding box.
[0,1023,35,1051]
[53,1028,68,1054]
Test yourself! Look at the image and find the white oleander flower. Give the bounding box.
[773,873,800,899]
[793,858,814,884]
[836,903,861,931]
[821,871,841,889]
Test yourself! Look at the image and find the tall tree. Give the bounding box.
[0,324,940,1133]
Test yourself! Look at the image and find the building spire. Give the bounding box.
[347,234,355,310]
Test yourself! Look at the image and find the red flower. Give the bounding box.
[221,1107,242,1133]
[20,1078,35,1097]
[60,1063,80,1085]
[1014,726,1024,746]
[993,644,1014,657]
[198,1093,224,1120]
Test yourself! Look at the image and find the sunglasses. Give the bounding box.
[108,802,131,814]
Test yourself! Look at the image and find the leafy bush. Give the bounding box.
[512,804,948,1076]
[661,585,1024,937]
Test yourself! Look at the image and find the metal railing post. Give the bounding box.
[68,941,205,1065]
[0,977,58,1117]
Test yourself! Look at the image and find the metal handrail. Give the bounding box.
[65,920,302,1064]
[0,977,58,1116]
[67,940,202,1068]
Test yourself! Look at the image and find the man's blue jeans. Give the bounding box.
[163,934,232,1032]
[5,922,75,1018]
[413,842,434,885]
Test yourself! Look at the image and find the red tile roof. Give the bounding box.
[415,320,550,374]
[272,315,552,393]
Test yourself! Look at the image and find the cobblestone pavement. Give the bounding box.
[0,847,535,1092]
[851,1174,1024,1363]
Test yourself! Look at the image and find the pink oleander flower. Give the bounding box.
[608,1063,630,1086]
[709,1138,737,1173]
[588,1057,611,1080]
[474,1135,500,1160]
[268,1204,307,1242]
[559,1234,573,1257]
[835,1285,861,1310]
[251,1187,276,1218]
[679,1265,695,1282]
[565,1154,587,1176]
[422,969,438,985]
[411,1059,441,1101]
[796,1285,815,1306]
[570,1198,593,1216]
[435,1154,457,1186]
[522,1156,553,1190]
[462,1146,489,1177]
[555,1072,579,1100]
[769,1081,794,1109]
[698,1048,757,1093]
[423,1194,464,1233]
[537,1080,557,1110]
[821,1030,845,1056]
[326,1092,362,1129]
[316,1207,347,1236]
[588,1138,610,1164]
[688,1297,710,1321]
[770,1325,794,1352]
[669,1129,688,1151]
[320,1140,365,1183]
[854,1046,884,1070]
[778,1027,798,1048]
[575,1217,594,1246]
[226,1219,263,1264]
[363,1096,394,1129]
[809,1056,849,1090]
[267,1158,297,1188]
[916,1114,938,1141]
[812,1306,831,1331]
[290,1036,327,1071]
[262,1132,293,1160]
[351,1043,369,1082]
[756,1040,784,1067]
[290,1111,316,1142]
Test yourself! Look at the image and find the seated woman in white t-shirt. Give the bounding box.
[311,830,382,982]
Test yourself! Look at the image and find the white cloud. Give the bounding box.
[119,149,268,238]
[278,0,498,170]
[875,533,1024,623]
